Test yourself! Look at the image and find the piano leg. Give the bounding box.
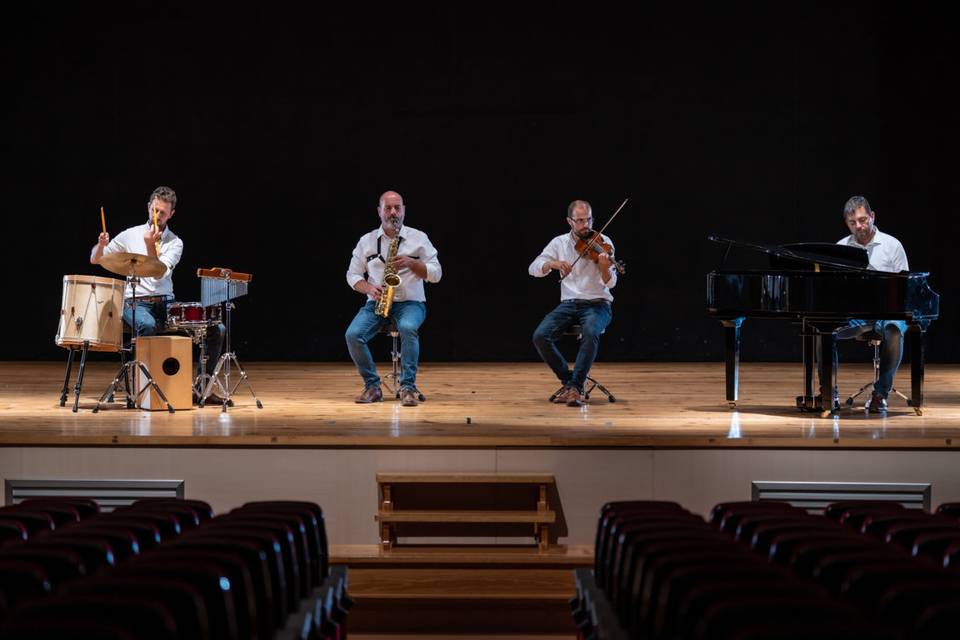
[818,330,838,418]
[908,325,925,416]
[796,326,817,410]
[721,318,743,408]
[797,323,839,416]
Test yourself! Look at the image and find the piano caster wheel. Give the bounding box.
[914,407,923,416]
[727,401,737,409]
[820,409,835,419]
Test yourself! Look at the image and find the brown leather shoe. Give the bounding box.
[400,388,419,407]
[355,385,383,403]
[552,386,574,403]
[566,388,585,407]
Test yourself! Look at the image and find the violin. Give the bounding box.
[575,230,626,274]
[559,197,629,280]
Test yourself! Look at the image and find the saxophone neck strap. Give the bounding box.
[369,234,404,263]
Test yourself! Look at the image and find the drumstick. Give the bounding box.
[100,206,106,234]
[152,206,161,255]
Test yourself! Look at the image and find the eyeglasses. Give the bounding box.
[568,217,593,225]
[382,204,403,212]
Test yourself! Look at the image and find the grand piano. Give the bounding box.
[706,236,940,416]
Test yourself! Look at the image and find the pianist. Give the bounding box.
[834,195,909,413]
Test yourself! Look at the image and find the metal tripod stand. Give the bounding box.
[93,274,174,413]
[197,269,262,412]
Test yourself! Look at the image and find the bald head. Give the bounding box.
[379,190,403,208]
[378,190,405,234]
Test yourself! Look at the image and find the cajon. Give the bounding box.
[136,335,193,410]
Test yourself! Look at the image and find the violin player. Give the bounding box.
[528,199,620,407]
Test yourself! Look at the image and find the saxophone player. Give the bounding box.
[345,191,442,406]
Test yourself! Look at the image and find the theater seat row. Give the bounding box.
[0,497,350,640]
[573,499,960,640]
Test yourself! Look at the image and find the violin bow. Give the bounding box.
[561,197,629,279]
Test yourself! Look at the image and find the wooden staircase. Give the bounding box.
[376,473,558,551]
[332,473,591,634]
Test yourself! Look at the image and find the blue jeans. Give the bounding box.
[532,300,612,391]
[122,296,172,337]
[345,300,426,390]
[846,319,906,399]
[123,296,225,376]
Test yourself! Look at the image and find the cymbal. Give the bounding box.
[99,252,166,278]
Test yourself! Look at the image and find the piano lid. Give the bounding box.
[709,236,869,271]
[773,243,868,270]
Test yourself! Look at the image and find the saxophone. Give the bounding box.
[374,221,402,317]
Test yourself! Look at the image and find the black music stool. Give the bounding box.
[378,321,425,402]
[837,325,909,408]
[547,324,616,403]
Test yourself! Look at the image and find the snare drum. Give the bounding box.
[166,302,206,328]
[166,301,221,329]
[56,274,125,352]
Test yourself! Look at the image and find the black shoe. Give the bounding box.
[195,391,233,407]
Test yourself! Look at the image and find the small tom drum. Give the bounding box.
[56,274,125,352]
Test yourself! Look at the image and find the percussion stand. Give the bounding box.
[93,275,175,414]
[201,297,262,412]
[190,325,214,405]
[59,339,90,413]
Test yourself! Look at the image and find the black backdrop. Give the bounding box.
[3,4,956,363]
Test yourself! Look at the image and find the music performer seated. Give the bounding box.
[90,185,225,404]
[529,199,617,407]
[828,195,909,413]
[344,190,442,407]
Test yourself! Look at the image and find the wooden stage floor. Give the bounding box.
[0,361,958,448]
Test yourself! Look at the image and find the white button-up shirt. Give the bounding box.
[346,225,442,303]
[528,232,617,302]
[836,228,908,273]
[93,222,183,298]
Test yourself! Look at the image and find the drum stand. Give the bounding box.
[93,276,175,414]
[189,325,229,407]
[59,340,91,413]
[200,300,262,412]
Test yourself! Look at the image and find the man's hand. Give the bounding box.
[389,255,428,279]
[91,232,110,264]
[144,227,162,255]
[546,260,573,277]
[365,282,383,301]
[597,253,612,272]
[388,255,419,270]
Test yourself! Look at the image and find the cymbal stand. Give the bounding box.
[93,274,174,413]
[201,291,262,412]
